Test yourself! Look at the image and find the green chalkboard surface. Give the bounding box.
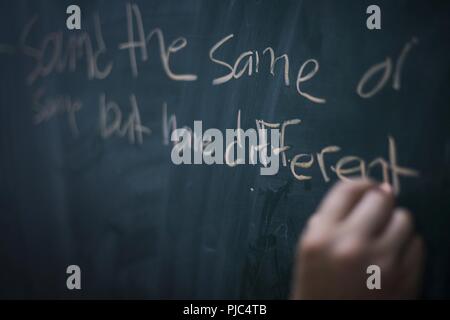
[0,0,449,298]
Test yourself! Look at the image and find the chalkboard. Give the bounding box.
[0,0,449,299]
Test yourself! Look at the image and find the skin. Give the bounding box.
[291,179,425,299]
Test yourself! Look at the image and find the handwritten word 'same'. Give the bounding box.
[66,5,81,30]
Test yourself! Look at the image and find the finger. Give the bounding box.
[377,208,415,257]
[316,179,376,223]
[345,185,395,236]
[397,236,425,299]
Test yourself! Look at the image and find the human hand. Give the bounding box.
[291,179,425,299]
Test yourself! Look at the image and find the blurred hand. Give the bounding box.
[291,179,424,299]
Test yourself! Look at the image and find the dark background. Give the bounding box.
[0,0,449,299]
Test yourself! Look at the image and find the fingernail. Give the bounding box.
[379,182,393,194]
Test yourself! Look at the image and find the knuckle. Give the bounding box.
[332,237,366,264]
[335,178,373,194]
[298,233,328,257]
[361,188,395,211]
[367,189,389,202]
[333,180,357,195]
[305,213,321,230]
[396,207,413,226]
